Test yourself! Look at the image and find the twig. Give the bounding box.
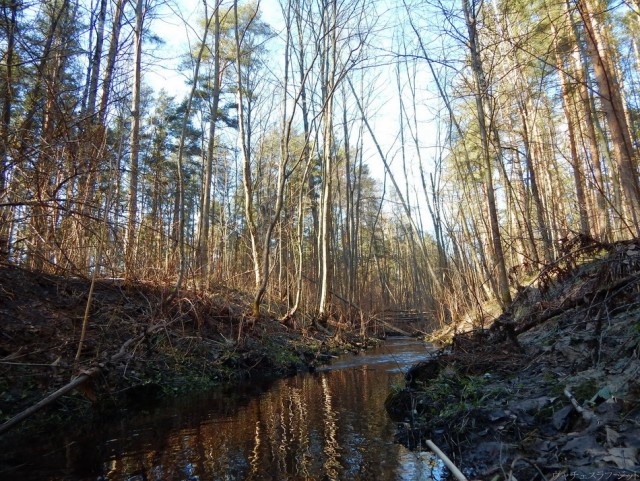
[509,456,548,481]
[564,387,599,432]
[564,388,588,417]
[425,439,468,481]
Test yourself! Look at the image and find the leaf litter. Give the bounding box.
[387,237,640,480]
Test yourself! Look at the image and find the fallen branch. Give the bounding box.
[0,368,99,435]
[425,439,468,481]
[0,322,166,436]
[563,388,594,423]
[508,272,640,337]
[564,387,602,434]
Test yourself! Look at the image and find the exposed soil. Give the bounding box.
[0,266,371,437]
[386,238,640,480]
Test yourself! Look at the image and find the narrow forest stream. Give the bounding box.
[2,338,447,481]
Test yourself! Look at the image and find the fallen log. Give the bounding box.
[376,319,412,336]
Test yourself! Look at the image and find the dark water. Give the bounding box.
[1,338,446,481]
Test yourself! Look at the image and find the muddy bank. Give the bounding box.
[386,239,640,480]
[0,265,373,437]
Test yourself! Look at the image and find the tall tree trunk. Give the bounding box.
[98,0,126,125]
[341,83,356,304]
[571,38,609,238]
[197,4,220,288]
[517,100,552,263]
[0,0,18,260]
[74,0,108,273]
[252,0,292,319]
[552,22,591,236]
[171,4,214,298]
[294,1,317,280]
[87,0,107,117]
[20,0,71,271]
[318,0,337,319]
[125,0,143,278]
[462,0,512,307]
[576,0,640,234]
[234,1,260,301]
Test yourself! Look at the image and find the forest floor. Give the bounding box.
[0,265,371,438]
[386,237,640,480]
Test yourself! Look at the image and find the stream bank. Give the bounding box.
[386,238,640,480]
[1,338,435,481]
[0,265,375,437]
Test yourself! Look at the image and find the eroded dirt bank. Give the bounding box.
[0,266,370,437]
[386,239,640,480]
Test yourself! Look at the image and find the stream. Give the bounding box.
[2,338,447,481]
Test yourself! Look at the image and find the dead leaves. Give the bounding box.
[413,239,640,479]
[603,447,638,469]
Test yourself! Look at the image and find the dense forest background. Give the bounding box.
[0,0,639,329]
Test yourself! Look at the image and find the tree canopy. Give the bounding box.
[1,0,639,329]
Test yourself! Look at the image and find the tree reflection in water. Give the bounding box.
[4,339,444,481]
[321,375,340,480]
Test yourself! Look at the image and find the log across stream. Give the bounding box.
[1,338,448,481]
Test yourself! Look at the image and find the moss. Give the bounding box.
[271,348,301,370]
[571,380,598,403]
[534,398,565,423]
[387,369,506,437]
[548,382,566,398]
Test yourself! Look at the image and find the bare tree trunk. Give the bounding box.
[87,0,107,117]
[405,1,505,312]
[252,0,294,318]
[342,84,355,304]
[125,0,143,278]
[197,4,221,288]
[462,0,512,307]
[170,3,214,298]
[517,100,552,263]
[571,37,609,238]
[318,0,337,319]
[576,0,640,234]
[0,0,18,260]
[98,0,126,125]
[293,3,318,278]
[234,0,261,300]
[552,22,591,236]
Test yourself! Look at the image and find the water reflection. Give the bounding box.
[1,338,444,481]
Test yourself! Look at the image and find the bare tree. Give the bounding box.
[125,0,144,277]
[461,0,512,306]
[576,0,640,234]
